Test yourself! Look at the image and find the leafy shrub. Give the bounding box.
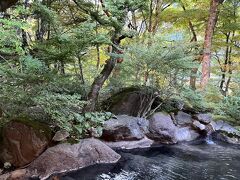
[177,87,209,112]
[34,91,113,138]
[218,94,240,125]
[0,55,112,139]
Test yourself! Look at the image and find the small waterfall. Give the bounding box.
[205,133,215,145]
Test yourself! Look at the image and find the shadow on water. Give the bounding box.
[58,141,240,180]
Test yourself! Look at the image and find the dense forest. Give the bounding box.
[1,0,239,135]
[0,0,240,179]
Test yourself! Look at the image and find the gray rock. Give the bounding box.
[193,120,206,131]
[174,127,200,142]
[102,115,149,141]
[103,136,154,150]
[0,169,27,180]
[175,111,193,126]
[26,138,121,180]
[193,113,212,124]
[52,130,70,142]
[210,121,240,144]
[213,120,239,134]
[211,132,240,144]
[147,112,177,144]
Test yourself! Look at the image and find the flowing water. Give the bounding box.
[60,140,240,180]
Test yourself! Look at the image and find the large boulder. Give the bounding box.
[101,115,149,141]
[102,87,159,117]
[147,112,178,144]
[212,120,239,133]
[174,127,200,142]
[175,111,193,126]
[26,138,121,180]
[211,121,240,144]
[211,132,240,144]
[0,119,52,167]
[193,113,212,124]
[103,136,154,150]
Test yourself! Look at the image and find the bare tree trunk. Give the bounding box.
[21,0,29,50]
[78,55,85,84]
[179,0,199,90]
[220,33,230,95]
[200,0,223,89]
[60,61,65,75]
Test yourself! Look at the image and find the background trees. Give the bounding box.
[0,0,239,136]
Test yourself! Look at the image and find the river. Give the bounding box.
[59,140,240,180]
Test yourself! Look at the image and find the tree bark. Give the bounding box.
[86,34,123,111]
[219,33,230,95]
[86,47,118,111]
[180,0,198,90]
[200,0,223,89]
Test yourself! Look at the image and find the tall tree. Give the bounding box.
[200,0,224,89]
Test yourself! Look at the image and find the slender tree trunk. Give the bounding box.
[21,0,29,50]
[86,36,121,111]
[200,0,223,89]
[148,0,153,33]
[77,55,85,84]
[180,1,198,90]
[220,33,230,95]
[225,33,234,96]
[60,61,65,75]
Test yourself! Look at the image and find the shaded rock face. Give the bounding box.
[0,120,51,167]
[193,113,212,124]
[211,132,240,144]
[193,120,206,131]
[0,0,18,11]
[26,138,121,180]
[175,111,193,126]
[213,121,239,134]
[174,127,200,142]
[103,87,159,117]
[210,121,240,144]
[147,112,178,144]
[102,115,149,141]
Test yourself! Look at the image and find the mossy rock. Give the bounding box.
[101,86,160,117]
[0,117,53,167]
[11,117,53,141]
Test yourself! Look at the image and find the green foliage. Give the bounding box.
[177,87,208,112]
[0,0,240,137]
[0,18,26,56]
[217,93,240,125]
[114,38,198,89]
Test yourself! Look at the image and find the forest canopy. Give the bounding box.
[0,0,239,138]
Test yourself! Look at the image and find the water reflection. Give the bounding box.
[60,141,240,180]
